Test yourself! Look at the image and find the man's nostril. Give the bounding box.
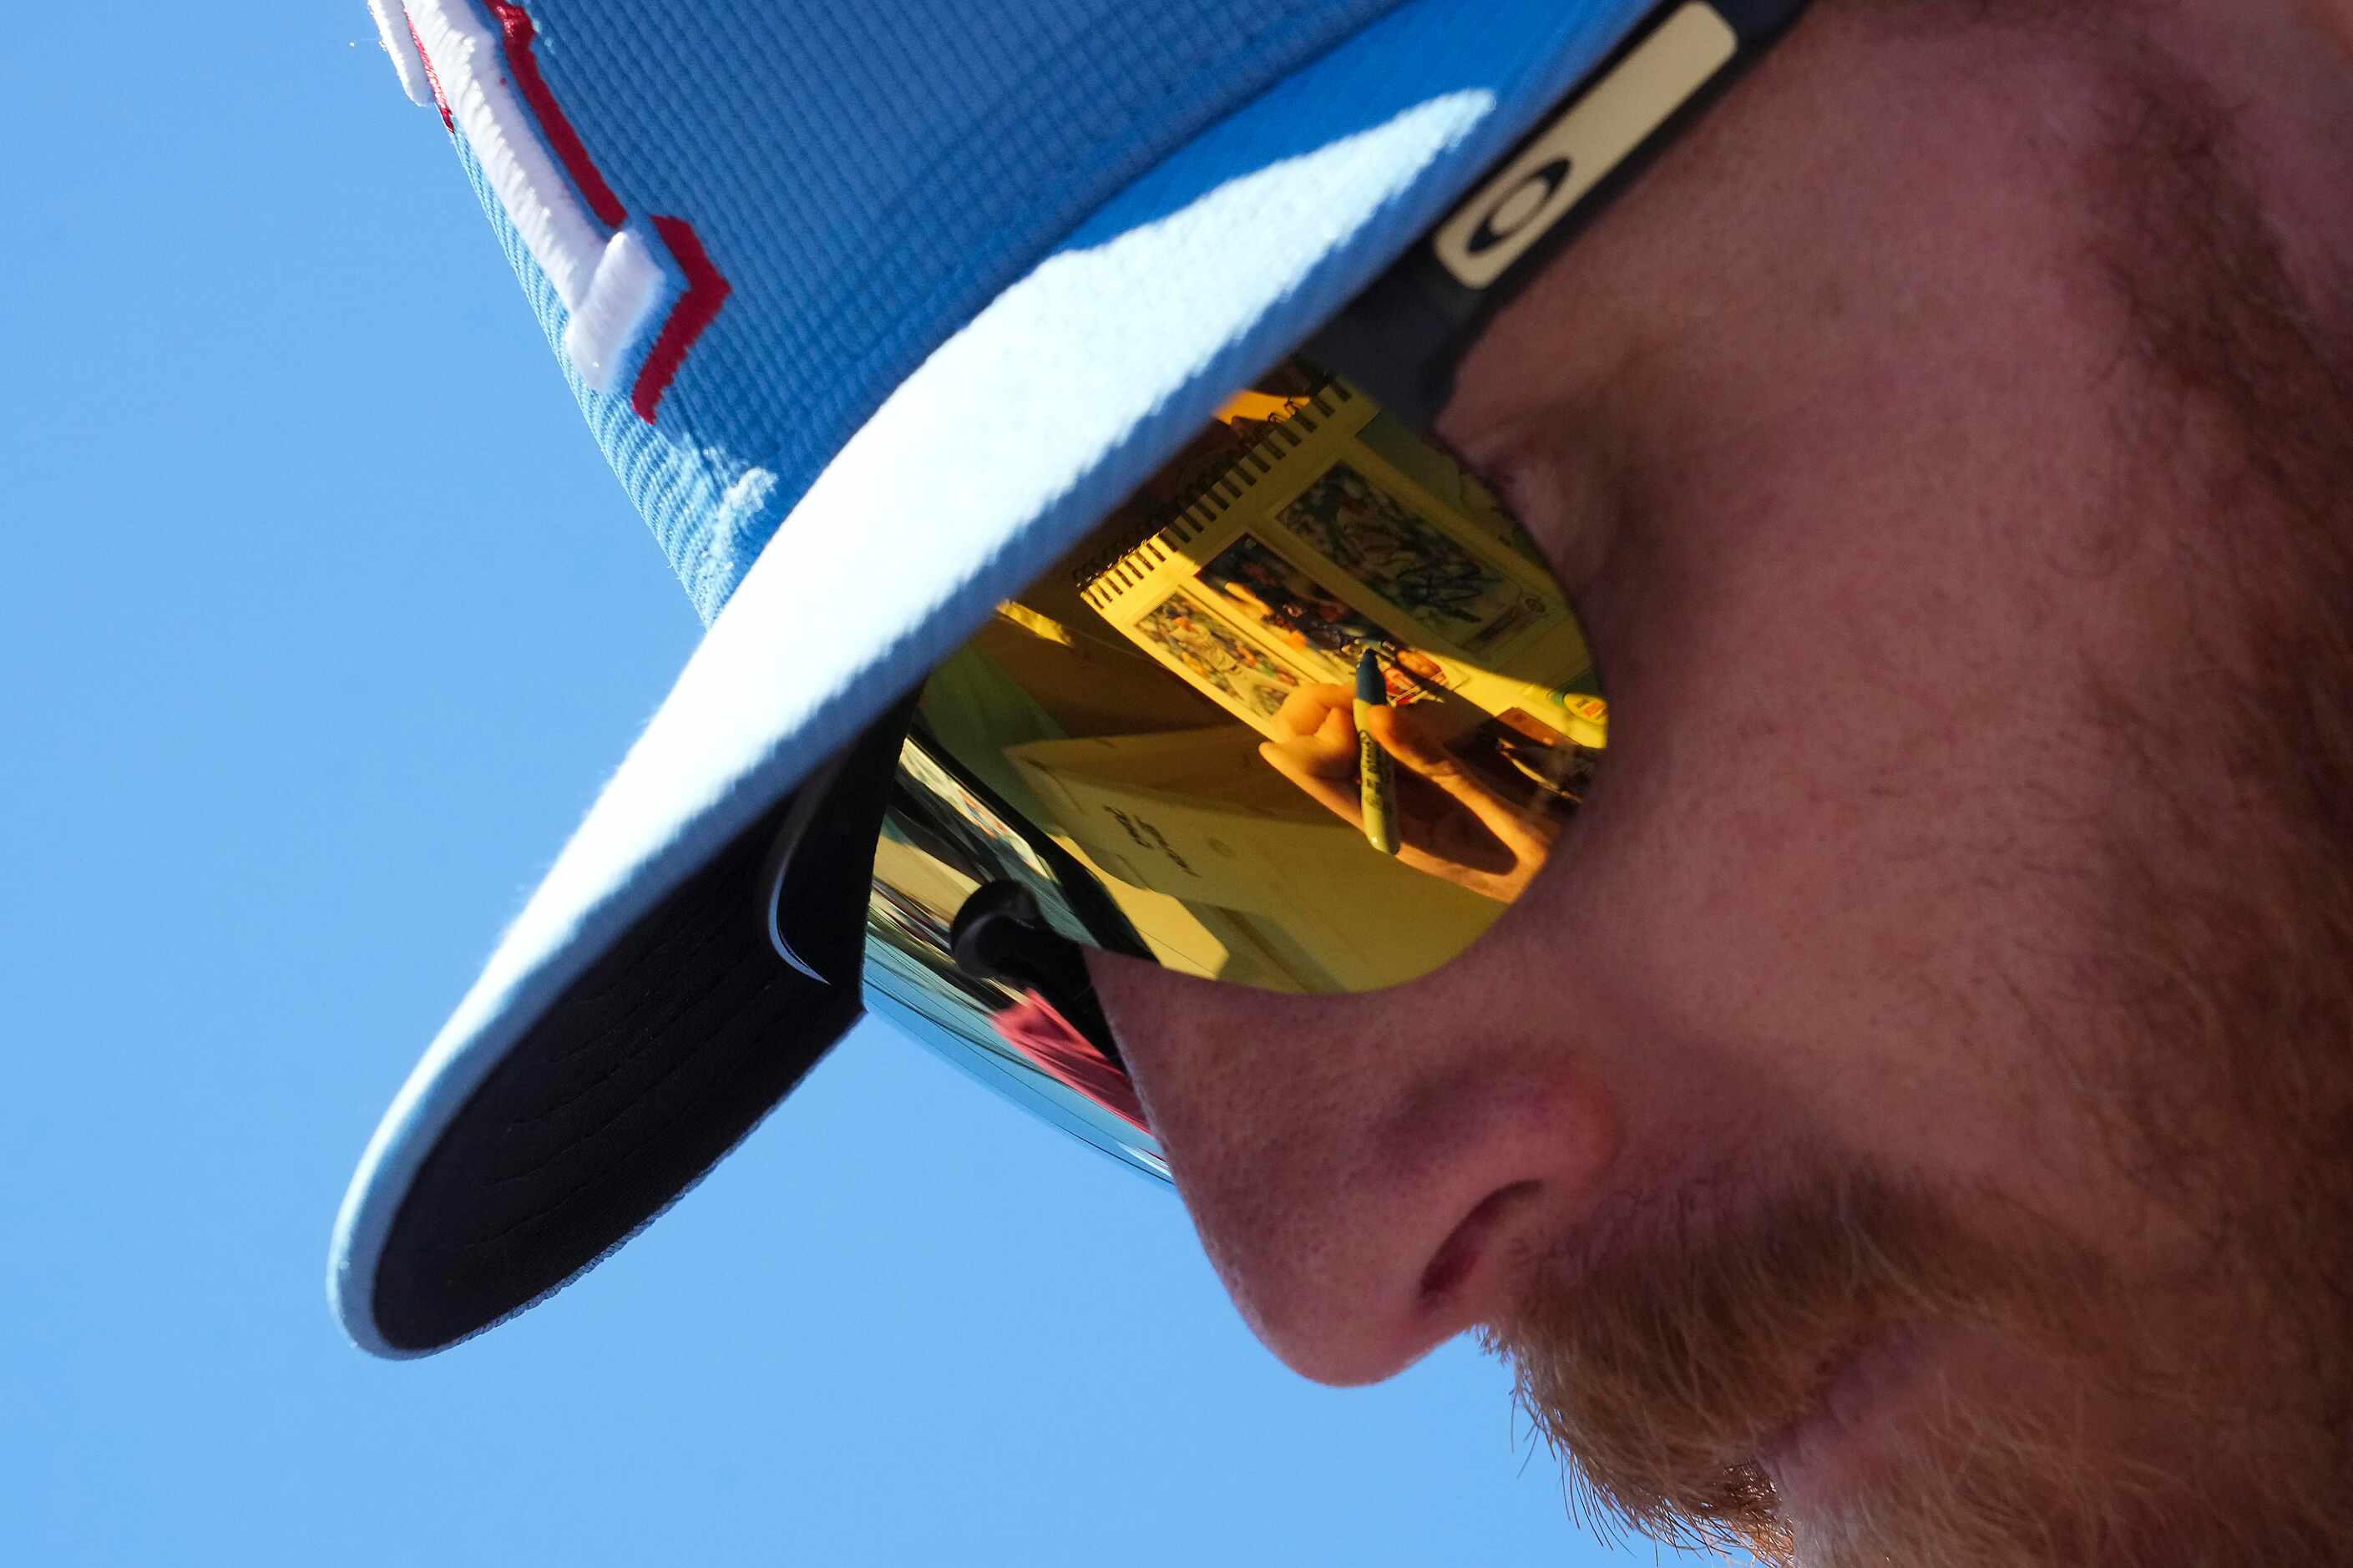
[1420,1180,1542,1306]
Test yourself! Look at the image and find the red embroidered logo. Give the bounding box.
[371,0,729,423]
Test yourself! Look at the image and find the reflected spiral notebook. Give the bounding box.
[1073,375,1610,759]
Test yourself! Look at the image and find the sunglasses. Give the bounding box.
[765,0,1811,1182]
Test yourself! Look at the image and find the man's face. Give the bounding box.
[1088,3,2353,1564]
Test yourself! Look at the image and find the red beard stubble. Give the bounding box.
[1481,21,2353,1562]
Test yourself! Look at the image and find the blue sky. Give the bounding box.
[2,8,1708,1564]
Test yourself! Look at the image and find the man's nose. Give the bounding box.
[1087,950,1620,1386]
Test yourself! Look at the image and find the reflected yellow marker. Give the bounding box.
[1356,650,1401,856]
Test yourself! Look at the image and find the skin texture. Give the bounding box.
[1087,2,2353,1561]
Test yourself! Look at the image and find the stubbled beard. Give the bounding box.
[1479,21,2353,1565]
[1475,321,2353,1568]
[1481,1153,2351,1568]
[1476,1173,2099,1565]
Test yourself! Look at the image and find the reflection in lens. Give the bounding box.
[862,743,1171,1176]
[861,362,1604,1169]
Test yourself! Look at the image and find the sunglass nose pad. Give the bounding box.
[949,881,1127,1072]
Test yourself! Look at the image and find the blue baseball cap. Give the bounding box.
[330,0,1667,1358]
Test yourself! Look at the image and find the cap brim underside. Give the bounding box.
[331,0,1649,1358]
[366,790,858,1353]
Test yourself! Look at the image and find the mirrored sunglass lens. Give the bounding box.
[873,358,1602,1019]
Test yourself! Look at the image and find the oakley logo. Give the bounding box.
[1433,2,1738,290]
[1461,156,1576,260]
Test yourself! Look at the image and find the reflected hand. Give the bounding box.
[1257,684,1558,903]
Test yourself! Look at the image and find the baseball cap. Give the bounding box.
[331,0,1776,1358]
